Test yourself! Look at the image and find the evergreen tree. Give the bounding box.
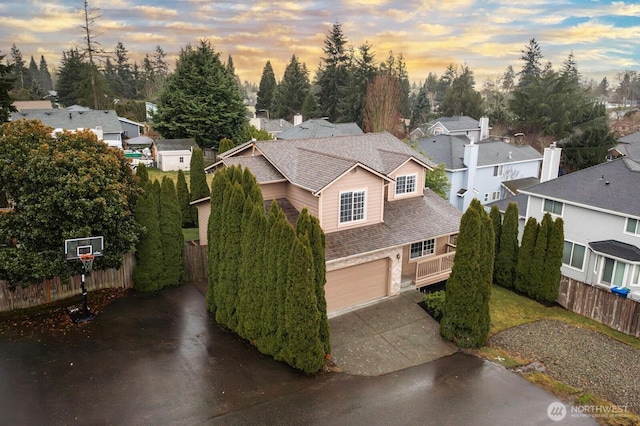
[271,55,311,121]
[475,201,494,346]
[189,147,209,225]
[176,170,192,228]
[38,56,53,93]
[440,200,483,348]
[541,217,564,303]
[218,138,235,154]
[151,179,162,214]
[132,192,163,292]
[338,42,377,127]
[206,168,229,314]
[518,38,543,89]
[136,162,149,188]
[153,40,249,149]
[301,92,319,121]
[515,217,538,294]
[424,164,450,199]
[315,22,350,122]
[256,60,277,113]
[283,235,325,373]
[275,216,296,360]
[529,213,552,300]
[490,205,502,284]
[439,64,484,120]
[0,52,16,122]
[410,81,431,130]
[159,177,184,288]
[495,203,519,289]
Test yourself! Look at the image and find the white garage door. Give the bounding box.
[325,258,389,313]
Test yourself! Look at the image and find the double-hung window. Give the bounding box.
[626,218,640,236]
[493,165,504,177]
[410,239,435,259]
[395,175,417,195]
[543,199,563,215]
[339,190,366,224]
[562,241,585,270]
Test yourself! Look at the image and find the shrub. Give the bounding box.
[423,291,445,320]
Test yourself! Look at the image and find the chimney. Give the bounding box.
[463,141,479,210]
[249,117,261,130]
[479,117,490,140]
[540,142,562,183]
[294,113,303,126]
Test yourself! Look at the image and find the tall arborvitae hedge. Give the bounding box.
[283,235,325,373]
[206,168,229,314]
[151,179,162,213]
[219,137,235,154]
[159,177,184,288]
[495,203,519,289]
[490,205,502,284]
[176,169,193,228]
[529,213,552,299]
[440,201,484,347]
[136,162,149,187]
[541,217,564,303]
[189,147,210,225]
[474,200,494,346]
[132,191,163,292]
[515,217,538,294]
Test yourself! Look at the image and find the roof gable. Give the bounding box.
[428,116,480,133]
[10,109,123,134]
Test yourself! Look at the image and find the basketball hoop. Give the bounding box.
[79,253,95,273]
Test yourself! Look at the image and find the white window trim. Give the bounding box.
[624,217,640,237]
[494,165,504,177]
[338,189,367,225]
[543,198,564,216]
[563,240,586,271]
[409,239,436,260]
[598,257,629,288]
[395,174,417,196]
[631,265,640,287]
[492,191,500,201]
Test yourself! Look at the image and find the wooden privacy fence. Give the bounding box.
[558,276,640,338]
[0,246,210,312]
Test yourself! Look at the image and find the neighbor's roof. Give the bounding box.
[10,109,123,134]
[428,116,481,132]
[12,100,53,111]
[502,176,540,195]
[417,135,542,170]
[154,138,198,151]
[222,156,285,183]
[589,240,640,262]
[611,131,640,160]
[325,189,462,260]
[276,118,363,140]
[520,157,640,217]
[126,135,154,147]
[257,118,293,134]
[485,193,529,218]
[253,132,435,193]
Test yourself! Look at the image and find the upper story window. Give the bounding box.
[410,239,435,259]
[395,174,417,195]
[543,199,563,216]
[179,156,184,163]
[492,191,501,200]
[562,241,585,270]
[626,218,640,236]
[339,190,366,224]
[493,165,504,177]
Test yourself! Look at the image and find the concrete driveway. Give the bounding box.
[329,290,457,376]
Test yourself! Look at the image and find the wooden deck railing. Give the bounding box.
[414,251,455,287]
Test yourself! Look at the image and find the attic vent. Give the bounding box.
[104,110,109,114]
[69,113,72,119]
[78,111,84,114]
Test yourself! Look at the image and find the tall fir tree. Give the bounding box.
[159,177,184,288]
[515,217,539,294]
[176,170,192,228]
[495,203,519,289]
[315,22,350,122]
[0,52,16,122]
[271,55,311,121]
[256,60,277,113]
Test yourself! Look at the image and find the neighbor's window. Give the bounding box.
[543,199,563,215]
[339,190,366,224]
[179,156,184,163]
[626,218,640,236]
[395,175,417,195]
[410,239,435,259]
[493,165,504,177]
[562,241,585,270]
[601,257,627,287]
[632,266,640,286]
[484,193,489,202]
[492,191,501,200]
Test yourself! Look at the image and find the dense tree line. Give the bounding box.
[132,164,185,291]
[206,165,330,373]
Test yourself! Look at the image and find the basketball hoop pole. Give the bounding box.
[64,237,101,323]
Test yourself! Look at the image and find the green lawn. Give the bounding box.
[182,227,199,243]
[146,167,214,188]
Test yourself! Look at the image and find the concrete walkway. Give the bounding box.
[329,290,457,376]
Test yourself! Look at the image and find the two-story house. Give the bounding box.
[194,132,462,315]
[427,115,490,141]
[417,135,559,211]
[519,157,640,301]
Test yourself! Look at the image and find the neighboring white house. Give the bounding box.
[427,116,491,142]
[153,138,199,172]
[519,157,640,300]
[417,134,560,211]
[10,109,125,149]
[249,117,293,138]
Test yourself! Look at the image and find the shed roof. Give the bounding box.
[155,138,198,151]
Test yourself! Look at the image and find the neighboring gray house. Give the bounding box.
[519,157,640,301]
[427,116,490,142]
[249,117,293,138]
[417,134,559,211]
[153,138,198,172]
[608,130,640,160]
[276,118,363,140]
[119,117,145,139]
[10,109,124,149]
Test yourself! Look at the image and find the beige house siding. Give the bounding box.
[285,183,319,216]
[387,160,425,201]
[320,167,384,234]
[401,235,452,278]
[260,181,287,201]
[195,202,211,245]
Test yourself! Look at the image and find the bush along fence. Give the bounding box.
[558,276,640,338]
[0,247,210,312]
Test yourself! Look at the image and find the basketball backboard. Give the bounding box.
[65,236,104,260]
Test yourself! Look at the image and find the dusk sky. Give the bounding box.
[1,0,639,87]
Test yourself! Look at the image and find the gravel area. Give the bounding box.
[491,319,640,413]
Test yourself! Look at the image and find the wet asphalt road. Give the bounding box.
[0,285,596,425]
